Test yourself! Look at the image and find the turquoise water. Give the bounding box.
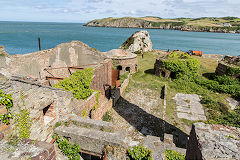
[0,21,239,56]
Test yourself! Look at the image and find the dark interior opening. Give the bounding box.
[125,67,130,72]
[80,152,102,160]
[43,104,51,116]
[117,65,122,70]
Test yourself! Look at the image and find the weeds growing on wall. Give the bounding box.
[54,68,94,100]
[165,149,185,160]
[127,145,153,160]
[102,111,112,122]
[0,90,13,125]
[54,134,81,160]
[14,92,32,139]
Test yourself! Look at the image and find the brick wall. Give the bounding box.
[113,57,138,75]
[31,141,56,160]
[0,106,11,141]
[91,59,112,92]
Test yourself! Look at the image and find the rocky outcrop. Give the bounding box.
[120,30,152,53]
[0,46,8,56]
[84,17,240,34]
[84,17,151,28]
[186,122,240,160]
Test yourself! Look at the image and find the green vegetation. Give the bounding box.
[125,50,239,132]
[165,150,185,160]
[151,21,186,27]
[102,111,112,122]
[120,72,129,84]
[55,134,81,160]
[54,68,94,100]
[15,108,32,139]
[7,134,20,146]
[163,52,200,80]
[54,121,62,129]
[82,109,87,118]
[121,36,134,50]
[87,16,240,32]
[127,145,153,160]
[14,92,32,139]
[0,90,13,125]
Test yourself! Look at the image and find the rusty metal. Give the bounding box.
[44,63,98,70]
[111,69,119,87]
[38,37,41,51]
[115,80,121,88]
[46,76,64,80]
[80,149,102,157]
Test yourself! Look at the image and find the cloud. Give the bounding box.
[0,0,240,22]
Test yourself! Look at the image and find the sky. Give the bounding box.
[0,0,240,23]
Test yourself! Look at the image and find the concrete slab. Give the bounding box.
[69,114,115,132]
[173,93,206,121]
[54,126,127,155]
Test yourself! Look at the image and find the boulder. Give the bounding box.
[120,31,152,53]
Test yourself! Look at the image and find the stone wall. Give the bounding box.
[0,74,75,142]
[215,62,228,76]
[91,59,112,92]
[154,58,171,78]
[186,122,240,160]
[0,139,56,160]
[113,57,138,75]
[0,41,107,83]
[0,106,11,141]
[0,73,115,142]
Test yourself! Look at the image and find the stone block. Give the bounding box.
[69,114,115,132]
[54,126,126,155]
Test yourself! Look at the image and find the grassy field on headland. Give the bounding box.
[85,16,240,33]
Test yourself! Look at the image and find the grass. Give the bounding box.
[125,51,234,133]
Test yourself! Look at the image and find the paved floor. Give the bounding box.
[173,93,207,121]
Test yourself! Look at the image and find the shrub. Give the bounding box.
[127,145,153,160]
[163,53,200,80]
[56,135,81,160]
[165,149,185,160]
[54,68,94,100]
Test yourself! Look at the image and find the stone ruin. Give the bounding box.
[215,55,240,78]
[154,57,172,79]
[103,49,138,75]
[120,30,152,54]
[186,122,240,160]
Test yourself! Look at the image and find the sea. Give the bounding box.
[0,21,239,56]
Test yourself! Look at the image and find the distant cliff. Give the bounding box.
[84,17,240,34]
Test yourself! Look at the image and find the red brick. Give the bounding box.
[31,150,49,160]
[0,133,4,141]
[46,151,56,160]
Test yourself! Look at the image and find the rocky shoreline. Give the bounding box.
[84,18,240,34]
